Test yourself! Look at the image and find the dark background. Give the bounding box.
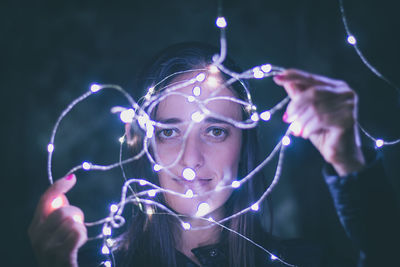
[2,0,400,266]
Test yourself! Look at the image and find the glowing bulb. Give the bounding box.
[251,113,259,122]
[209,65,219,73]
[82,161,91,170]
[231,180,241,188]
[271,254,277,260]
[118,136,125,143]
[137,114,149,129]
[207,76,218,87]
[146,124,154,138]
[191,111,205,122]
[196,73,206,82]
[146,206,154,215]
[193,86,201,96]
[196,202,210,217]
[120,108,135,123]
[104,261,112,267]
[182,222,191,230]
[261,64,272,73]
[282,136,291,146]
[148,190,156,197]
[376,139,384,148]
[153,164,162,172]
[101,245,110,255]
[188,96,195,102]
[148,87,155,94]
[253,67,264,79]
[90,84,101,93]
[51,196,63,209]
[251,203,259,211]
[260,111,271,121]
[216,16,227,28]
[139,179,147,186]
[208,217,215,222]
[72,214,83,223]
[106,238,115,247]
[103,225,112,236]
[185,189,194,198]
[110,204,118,213]
[47,143,54,153]
[347,35,357,45]
[289,121,302,136]
[182,168,196,181]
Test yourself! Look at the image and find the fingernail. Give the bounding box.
[65,173,75,180]
[282,112,288,122]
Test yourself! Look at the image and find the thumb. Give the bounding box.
[51,173,77,196]
[34,174,77,223]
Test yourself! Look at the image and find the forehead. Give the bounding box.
[154,72,242,121]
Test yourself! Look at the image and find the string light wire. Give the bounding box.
[45,2,399,266]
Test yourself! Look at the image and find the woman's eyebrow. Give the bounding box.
[157,118,182,124]
[204,117,233,125]
[156,117,233,125]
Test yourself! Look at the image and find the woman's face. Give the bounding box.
[153,72,243,217]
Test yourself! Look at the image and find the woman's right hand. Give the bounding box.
[28,174,87,267]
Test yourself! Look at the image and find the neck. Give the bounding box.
[174,208,225,264]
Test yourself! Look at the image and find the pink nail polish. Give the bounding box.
[282,112,288,122]
[65,173,74,180]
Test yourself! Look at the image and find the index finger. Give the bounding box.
[274,69,340,97]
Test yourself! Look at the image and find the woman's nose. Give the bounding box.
[180,132,204,171]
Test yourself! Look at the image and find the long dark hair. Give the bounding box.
[118,42,269,267]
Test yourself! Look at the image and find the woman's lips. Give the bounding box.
[172,177,213,188]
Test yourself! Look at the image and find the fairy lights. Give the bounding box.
[182,168,196,181]
[195,73,206,82]
[82,161,92,170]
[120,108,135,123]
[185,189,194,198]
[101,245,110,255]
[182,222,191,230]
[251,203,259,211]
[196,202,210,217]
[153,164,162,172]
[90,83,101,93]
[282,136,291,146]
[44,1,399,267]
[147,190,157,197]
[260,111,271,121]
[110,204,118,213]
[347,35,357,45]
[73,214,83,223]
[375,139,384,148]
[47,143,54,153]
[191,111,205,122]
[231,180,241,188]
[192,86,201,96]
[51,196,63,209]
[103,225,112,236]
[216,17,227,28]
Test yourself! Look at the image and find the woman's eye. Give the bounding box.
[157,128,179,139]
[206,127,228,139]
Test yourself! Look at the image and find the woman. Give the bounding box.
[28,43,399,266]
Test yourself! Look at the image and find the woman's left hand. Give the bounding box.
[274,69,365,176]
